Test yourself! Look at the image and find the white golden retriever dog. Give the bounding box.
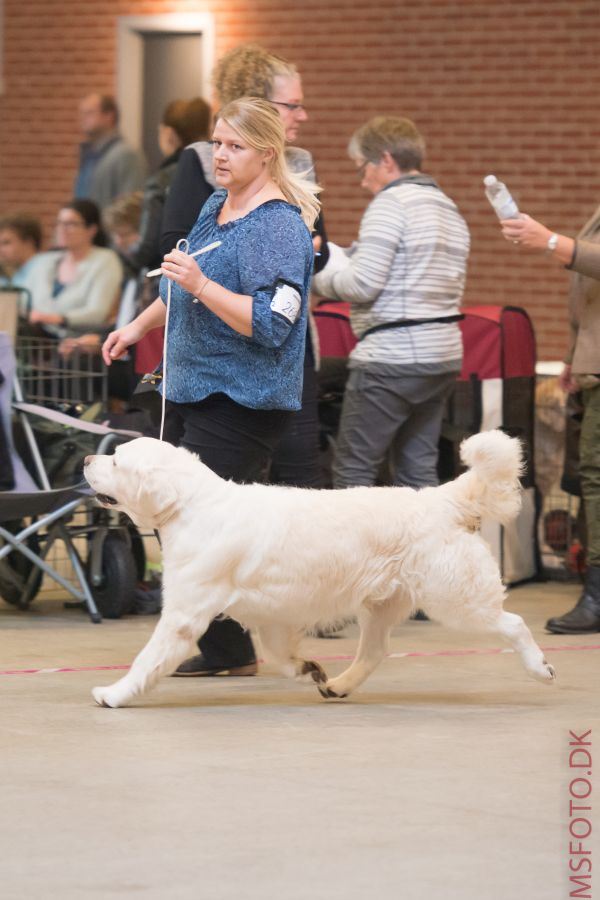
[84,430,556,708]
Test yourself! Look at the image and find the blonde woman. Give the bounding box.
[162,44,325,260]
[102,98,318,675]
[158,47,328,671]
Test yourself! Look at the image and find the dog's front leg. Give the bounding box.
[92,609,207,708]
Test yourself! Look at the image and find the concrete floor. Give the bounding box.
[0,581,597,900]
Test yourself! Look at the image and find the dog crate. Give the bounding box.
[440,305,537,584]
[314,302,541,583]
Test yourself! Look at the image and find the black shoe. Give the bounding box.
[546,564,600,634]
[411,609,429,621]
[172,653,258,677]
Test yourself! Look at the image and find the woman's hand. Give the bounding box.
[102,320,144,366]
[500,214,552,250]
[160,248,207,297]
[559,363,579,394]
[501,214,575,264]
[29,310,63,326]
[59,334,101,358]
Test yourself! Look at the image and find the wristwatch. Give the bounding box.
[546,233,559,254]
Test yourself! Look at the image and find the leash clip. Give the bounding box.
[141,372,162,385]
[177,239,200,305]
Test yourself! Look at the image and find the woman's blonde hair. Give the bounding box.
[213,44,298,106]
[217,97,320,230]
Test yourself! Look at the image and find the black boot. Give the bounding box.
[173,617,257,676]
[546,565,600,634]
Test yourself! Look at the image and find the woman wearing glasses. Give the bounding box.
[24,199,122,336]
[313,116,470,492]
[159,45,328,678]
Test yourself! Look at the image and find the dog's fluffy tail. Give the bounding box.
[448,430,524,528]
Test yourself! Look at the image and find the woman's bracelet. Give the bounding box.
[193,276,210,305]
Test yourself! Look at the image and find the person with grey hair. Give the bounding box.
[74,93,147,210]
[314,115,470,490]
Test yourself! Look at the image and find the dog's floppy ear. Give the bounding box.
[133,467,181,526]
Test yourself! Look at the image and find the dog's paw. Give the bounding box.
[92,686,121,708]
[317,678,349,700]
[539,659,557,683]
[528,657,557,684]
[298,660,328,685]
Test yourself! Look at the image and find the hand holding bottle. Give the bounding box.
[500,212,575,264]
[500,213,549,248]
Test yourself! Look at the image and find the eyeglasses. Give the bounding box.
[355,158,381,178]
[56,219,85,229]
[269,100,306,113]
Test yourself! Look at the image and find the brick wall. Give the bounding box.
[2,0,600,359]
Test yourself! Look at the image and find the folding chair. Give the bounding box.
[0,326,142,622]
[0,485,103,621]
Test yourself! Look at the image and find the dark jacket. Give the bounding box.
[160,144,216,258]
[128,150,186,272]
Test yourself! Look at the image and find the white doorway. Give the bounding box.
[117,13,215,166]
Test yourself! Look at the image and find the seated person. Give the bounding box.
[0,213,42,290]
[59,193,145,407]
[24,199,122,337]
[104,191,144,267]
[103,191,145,321]
[60,192,144,351]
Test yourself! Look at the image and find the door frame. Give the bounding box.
[117,13,215,150]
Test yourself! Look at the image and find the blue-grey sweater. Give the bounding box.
[159,189,313,410]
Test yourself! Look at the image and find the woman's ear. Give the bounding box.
[381,150,395,171]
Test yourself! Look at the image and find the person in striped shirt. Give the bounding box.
[313,116,470,488]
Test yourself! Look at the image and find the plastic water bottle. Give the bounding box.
[483,174,519,220]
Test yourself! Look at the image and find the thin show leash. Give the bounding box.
[146,239,221,441]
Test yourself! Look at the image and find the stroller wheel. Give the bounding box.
[123,523,146,582]
[0,526,43,608]
[0,559,25,607]
[87,534,137,619]
[105,521,146,582]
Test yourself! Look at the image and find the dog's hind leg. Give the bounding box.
[256,624,329,688]
[318,596,409,699]
[486,610,556,683]
[92,605,222,708]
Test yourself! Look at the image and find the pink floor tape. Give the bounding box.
[1,645,599,676]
